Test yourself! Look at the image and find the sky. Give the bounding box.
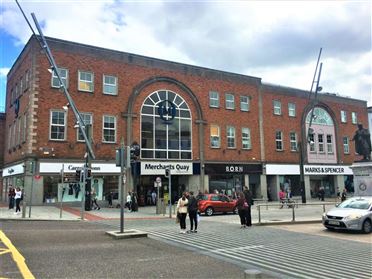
[0,0,371,112]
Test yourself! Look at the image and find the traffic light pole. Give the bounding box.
[168,169,172,219]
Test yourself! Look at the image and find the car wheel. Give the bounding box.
[205,207,214,216]
[361,219,371,234]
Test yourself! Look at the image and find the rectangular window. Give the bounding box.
[327,135,333,153]
[209,91,219,108]
[8,124,12,150]
[103,75,118,95]
[273,100,281,115]
[210,125,220,148]
[20,77,23,94]
[289,132,297,151]
[318,134,324,153]
[52,68,68,88]
[288,103,296,117]
[227,126,236,148]
[25,70,30,90]
[225,93,235,110]
[50,111,66,140]
[351,112,357,124]
[341,110,347,123]
[240,96,250,111]
[309,133,315,152]
[15,83,19,99]
[78,71,94,92]
[242,127,251,149]
[77,113,93,141]
[22,113,27,143]
[275,131,283,151]
[343,137,349,154]
[103,115,116,143]
[17,119,21,145]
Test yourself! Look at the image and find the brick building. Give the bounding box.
[1,35,369,205]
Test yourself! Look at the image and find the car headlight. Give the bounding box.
[343,213,362,221]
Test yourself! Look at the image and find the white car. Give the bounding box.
[322,196,372,233]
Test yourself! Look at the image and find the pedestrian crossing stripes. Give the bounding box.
[96,219,372,279]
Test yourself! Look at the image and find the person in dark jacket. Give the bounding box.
[236,192,249,228]
[187,191,199,233]
[243,186,253,227]
[8,186,15,210]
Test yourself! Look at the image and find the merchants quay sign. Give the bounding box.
[141,162,193,175]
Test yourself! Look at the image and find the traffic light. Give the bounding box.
[87,169,92,179]
[76,170,82,182]
[130,143,140,161]
[115,147,125,167]
[165,168,170,178]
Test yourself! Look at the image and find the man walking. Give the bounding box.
[243,186,253,227]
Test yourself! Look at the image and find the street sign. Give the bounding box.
[156,177,161,183]
[154,181,162,188]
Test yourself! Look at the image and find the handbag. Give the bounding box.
[243,200,249,209]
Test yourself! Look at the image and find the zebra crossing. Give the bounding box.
[97,219,372,279]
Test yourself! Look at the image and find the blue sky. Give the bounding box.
[0,0,371,113]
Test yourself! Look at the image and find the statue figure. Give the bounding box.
[352,123,371,161]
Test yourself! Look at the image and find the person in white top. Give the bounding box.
[176,192,189,233]
[126,192,132,211]
[14,187,22,214]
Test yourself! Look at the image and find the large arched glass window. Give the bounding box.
[306,107,334,126]
[141,90,192,160]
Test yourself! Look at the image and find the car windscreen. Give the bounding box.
[198,195,209,201]
[338,199,371,210]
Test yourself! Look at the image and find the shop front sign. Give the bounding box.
[265,164,353,175]
[204,163,262,174]
[141,161,193,175]
[2,163,25,177]
[39,162,121,173]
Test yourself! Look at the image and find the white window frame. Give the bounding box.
[25,70,30,90]
[102,115,116,143]
[51,68,68,89]
[50,110,66,141]
[341,110,347,123]
[22,113,27,143]
[343,137,349,154]
[77,113,93,142]
[351,112,357,124]
[240,96,250,112]
[209,91,219,108]
[289,132,297,151]
[210,125,220,148]
[242,127,251,149]
[276,131,283,151]
[273,100,282,115]
[326,134,333,154]
[309,133,316,152]
[103,75,118,95]
[78,71,94,92]
[288,103,296,117]
[227,126,236,148]
[318,134,324,153]
[225,93,235,110]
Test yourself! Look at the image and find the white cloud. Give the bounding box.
[0,0,371,105]
[0,68,10,77]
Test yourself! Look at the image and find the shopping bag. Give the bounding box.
[197,213,201,223]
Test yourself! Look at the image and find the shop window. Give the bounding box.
[141,90,192,160]
[51,68,68,89]
[102,115,116,143]
[50,110,66,141]
[78,71,94,92]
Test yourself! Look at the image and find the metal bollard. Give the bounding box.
[244,269,262,279]
[292,205,295,222]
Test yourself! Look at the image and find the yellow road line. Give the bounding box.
[0,230,35,279]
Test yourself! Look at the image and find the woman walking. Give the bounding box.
[14,187,22,214]
[236,192,249,228]
[176,192,188,234]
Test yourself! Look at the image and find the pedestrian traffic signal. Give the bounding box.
[165,168,170,178]
[115,147,125,167]
[130,142,140,161]
[87,169,92,179]
[76,170,82,182]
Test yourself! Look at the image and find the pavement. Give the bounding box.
[0,199,338,224]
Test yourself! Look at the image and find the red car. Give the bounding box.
[198,194,237,216]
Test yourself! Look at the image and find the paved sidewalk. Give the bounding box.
[0,199,338,223]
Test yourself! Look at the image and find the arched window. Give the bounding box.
[306,107,334,126]
[141,90,192,160]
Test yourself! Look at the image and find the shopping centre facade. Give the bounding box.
[0,35,369,205]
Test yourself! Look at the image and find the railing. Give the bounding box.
[256,202,336,224]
